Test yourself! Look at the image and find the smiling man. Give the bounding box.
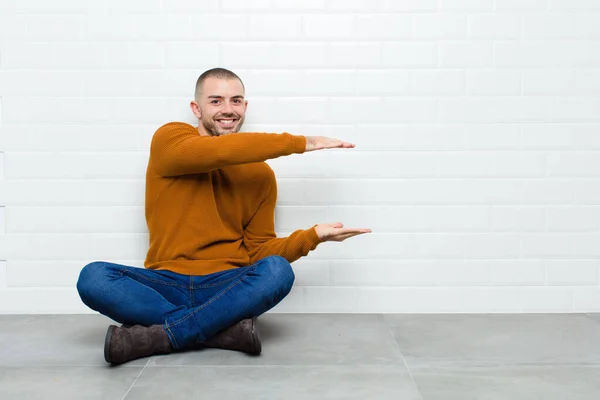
[76,68,371,364]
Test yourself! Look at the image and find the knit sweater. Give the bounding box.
[143,122,323,276]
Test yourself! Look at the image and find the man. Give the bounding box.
[76,68,371,365]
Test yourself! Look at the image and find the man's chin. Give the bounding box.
[204,121,243,136]
[215,128,238,136]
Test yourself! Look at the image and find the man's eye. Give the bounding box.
[211,100,219,104]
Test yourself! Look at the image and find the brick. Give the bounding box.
[412,14,467,38]
[268,150,437,178]
[547,206,600,231]
[0,180,145,206]
[491,206,546,231]
[572,233,600,257]
[244,70,306,96]
[465,123,521,150]
[524,14,600,39]
[494,0,548,11]
[549,0,600,11]
[8,260,93,287]
[191,15,247,40]
[522,69,574,95]
[274,206,329,231]
[9,14,85,41]
[440,0,493,11]
[519,179,576,204]
[466,69,521,95]
[436,152,545,177]
[522,123,600,150]
[383,42,437,67]
[328,205,490,232]
[274,43,329,67]
[520,233,574,257]
[327,0,384,11]
[162,0,218,11]
[1,123,154,151]
[272,0,325,11]
[549,98,600,122]
[439,41,494,67]
[132,15,192,40]
[467,14,521,39]
[573,287,600,311]
[489,260,545,285]
[0,261,6,288]
[517,287,573,312]
[409,70,465,95]
[358,287,463,313]
[304,287,358,312]
[248,15,302,40]
[165,42,219,68]
[0,207,5,234]
[6,206,146,234]
[495,41,600,67]
[327,43,383,68]
[290,259,330,286]
[303,15,355,39]
[4,153,148,179]
[384,0,437,12]
[438,97,548,122]
[356,14,411,39]
[547,152,600,177]
[576,180,600,205]
[460,287,520,312]
[332,260,489,286]
[3,97,181,124]
[302,70,358,96]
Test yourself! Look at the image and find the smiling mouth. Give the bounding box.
[216,119,237,128]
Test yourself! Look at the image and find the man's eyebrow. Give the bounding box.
[207,95,245,99]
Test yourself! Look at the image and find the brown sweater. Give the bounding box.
[144,122,323,276]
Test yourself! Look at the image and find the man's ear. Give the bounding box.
[190,101,202,119]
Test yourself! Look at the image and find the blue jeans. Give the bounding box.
[76,255,295,350]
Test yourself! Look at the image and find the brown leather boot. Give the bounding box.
[202,317,261,355]
[104,324,173,364]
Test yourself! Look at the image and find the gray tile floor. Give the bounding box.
[1,313,600,399]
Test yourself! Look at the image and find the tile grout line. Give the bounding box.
[383,314,424,400]
[121,358,151,400]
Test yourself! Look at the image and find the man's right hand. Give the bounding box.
[314,222,371,242]
[305,136,355,152]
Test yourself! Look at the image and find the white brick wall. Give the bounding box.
[1,0,599,314]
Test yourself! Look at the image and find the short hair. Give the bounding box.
[194,68,245,99]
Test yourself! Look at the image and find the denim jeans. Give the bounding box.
[76,255,295,350]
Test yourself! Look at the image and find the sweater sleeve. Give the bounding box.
[243,172,323,264]
[150,122,307,177]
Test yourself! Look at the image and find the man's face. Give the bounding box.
[194,77,247,137]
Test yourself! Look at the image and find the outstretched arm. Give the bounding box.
[150,122,307,177]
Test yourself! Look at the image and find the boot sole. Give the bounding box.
[104,325,116,363]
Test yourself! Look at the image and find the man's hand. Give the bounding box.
[305,136,355,152]
[314,222,371,242]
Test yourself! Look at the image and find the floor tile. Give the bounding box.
[125,365,420,400]
[384,314,600,367]
[586,313,600,323]
[0,314,147,367]
[150,313,403,366]
[412,365,600,400]
[0,366,142,400]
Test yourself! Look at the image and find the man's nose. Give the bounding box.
[221,101,234,114]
